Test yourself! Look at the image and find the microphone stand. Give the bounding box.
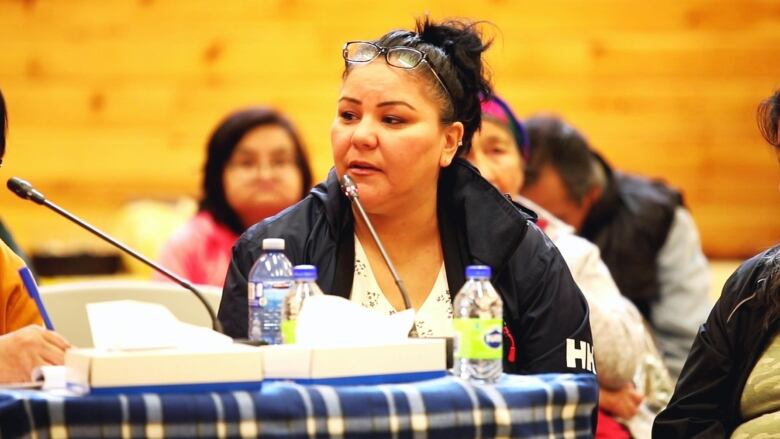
[6,177,223,334]
[340,175,417,337]
[354,202,412,310]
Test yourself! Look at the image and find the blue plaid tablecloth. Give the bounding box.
[0,373,597,438]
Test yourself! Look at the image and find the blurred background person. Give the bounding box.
[653,89,780,438]
[0,89,70,383]
[0,94,32,271]
[469,95,672,438]
[520,115,712,380]
[157,107,313,286]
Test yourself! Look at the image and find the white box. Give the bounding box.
[65,344,264,395]
[261,339,446,385]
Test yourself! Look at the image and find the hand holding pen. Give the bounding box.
[0,268,70,384]
[0,325,70,383]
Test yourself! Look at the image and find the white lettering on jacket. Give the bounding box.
[566,339,596,373]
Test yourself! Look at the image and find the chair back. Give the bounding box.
[39,280,222,348]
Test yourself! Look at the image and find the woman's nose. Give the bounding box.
[351,118,379,149]
[257,162,275,179]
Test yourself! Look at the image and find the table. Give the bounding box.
[0,373,597,438]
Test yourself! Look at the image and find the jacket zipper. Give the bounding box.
[492,218,528,366]
[727,292,757,323]
[503,323,516,363]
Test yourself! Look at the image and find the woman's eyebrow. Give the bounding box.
[338,96,360,105]
[377,100,416,111]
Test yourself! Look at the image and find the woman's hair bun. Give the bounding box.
[415,17,494,155]
[364,17,494,156]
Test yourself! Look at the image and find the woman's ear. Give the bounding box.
[440,122,465,167]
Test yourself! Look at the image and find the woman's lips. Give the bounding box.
[348,161,381,176]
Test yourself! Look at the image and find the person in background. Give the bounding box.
[520,115,711,380]
[653,89,780,437]
[157,107,313,286]
[469,95,672,438]
[0,89,70,383]
[0,94,33,271]
[219,18,595,376]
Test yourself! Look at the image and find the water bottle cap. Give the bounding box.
[293,264,318,280]
[465,265,491,279]
[262,238,285,251]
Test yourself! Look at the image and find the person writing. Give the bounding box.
[653,89,780,437]
[157,107,313,286]
[219,18,594,375]
[0,89,70,383]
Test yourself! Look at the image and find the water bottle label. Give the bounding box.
[258,283,268,306]
[265,288,287,306]
[453,318,503,360]
[248,282,268,306]
[282,320,296,344]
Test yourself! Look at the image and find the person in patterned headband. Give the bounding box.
[467,94,528,198]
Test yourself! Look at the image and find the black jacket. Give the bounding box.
[580,153,682,320]
[653,244,780,437]
[219,159,595,375]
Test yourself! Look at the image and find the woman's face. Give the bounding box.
[467,120,524,197]
[331,61,462,214]
[223,125,303,227]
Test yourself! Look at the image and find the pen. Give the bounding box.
[18,267,55,330]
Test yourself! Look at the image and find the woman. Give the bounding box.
[653,90,780,437]
[219,19,594,376]
[158,107,313,286]
[470,95,673,438]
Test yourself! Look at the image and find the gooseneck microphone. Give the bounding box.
[6,177,223,334]
[340,174,413,311]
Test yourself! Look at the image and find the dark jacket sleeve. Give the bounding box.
[218,235,257,339]
[652,272,741,438]
[509,225,595,375]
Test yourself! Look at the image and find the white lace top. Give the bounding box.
[350,236,454,337]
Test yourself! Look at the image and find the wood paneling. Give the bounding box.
[1,0,778,259]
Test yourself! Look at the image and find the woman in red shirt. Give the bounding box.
[158,107,313,286]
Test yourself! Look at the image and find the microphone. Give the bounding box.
[339,174,413,311]
[6,177,223,334]
[7,177,45,205]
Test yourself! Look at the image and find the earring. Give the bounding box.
[457,140,463,147]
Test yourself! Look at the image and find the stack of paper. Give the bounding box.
[65,301,263,395]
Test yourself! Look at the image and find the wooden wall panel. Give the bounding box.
[0,0,778,259]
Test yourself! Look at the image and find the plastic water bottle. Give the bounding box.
[452,265,503,383]
[247,238,293,344]
[281,265,324,344]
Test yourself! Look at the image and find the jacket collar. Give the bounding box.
[310,159,531,293]
[311,168,354,239]
[310,169,355,299]
[439,158,531,272]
